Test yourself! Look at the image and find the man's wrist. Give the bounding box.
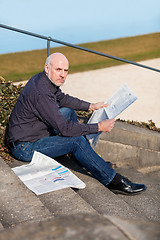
[88,103,94,111]
[98,122,102,132]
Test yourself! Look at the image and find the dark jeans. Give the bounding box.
[10,108,116,185]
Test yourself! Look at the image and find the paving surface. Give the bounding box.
[61,58,160,127]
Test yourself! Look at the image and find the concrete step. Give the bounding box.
[0,157,53,228]
[100,121,160,152]
[57,156,145,220]
[95,122,160,169]
[0,222,4,232]
[93,121,160,169]
[117,166,160,222]
[7,157,98,218]
[39,187,97,216]
[96,139,160,169]
[5,153,159,226]
[0,213,160,240]
[57,156,160,222]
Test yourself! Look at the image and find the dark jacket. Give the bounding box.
[7,71,98,143]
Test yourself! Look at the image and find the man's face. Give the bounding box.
[45,57,69,87]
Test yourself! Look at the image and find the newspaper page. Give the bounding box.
[86,83,137,149]
[12,151,86,195]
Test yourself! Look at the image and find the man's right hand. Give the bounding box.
[98,118,116,132]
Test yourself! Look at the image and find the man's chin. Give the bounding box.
[49,79,65,87]
[58,81,65,86]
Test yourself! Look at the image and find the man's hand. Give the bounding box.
[89,102,108,111]
[98,118,116,132]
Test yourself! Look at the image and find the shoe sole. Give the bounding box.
[110,188,147,196]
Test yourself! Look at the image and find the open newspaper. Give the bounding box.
[86,83,137,149]
[12,151,86,195]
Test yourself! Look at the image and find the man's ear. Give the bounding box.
[44,64,49,75]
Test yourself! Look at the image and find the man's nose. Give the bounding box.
[60,70,65,78]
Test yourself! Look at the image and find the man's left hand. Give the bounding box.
[89,102,109,111]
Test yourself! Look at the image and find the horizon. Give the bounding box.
[1,0,160,54]
[0,31,159,56]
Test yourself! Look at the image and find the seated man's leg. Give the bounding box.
[11,135,146,194]
[11,135,116,185]
[51,108,78,136]
[59,107,78,123]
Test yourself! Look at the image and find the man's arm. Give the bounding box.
[56,89,115,134]
[56,89,90,111]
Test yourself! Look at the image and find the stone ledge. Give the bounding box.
[100,121,160,152]
[96,139,160,169]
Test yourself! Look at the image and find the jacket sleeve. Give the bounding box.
[35,92,98,137]
[56,88,90,111]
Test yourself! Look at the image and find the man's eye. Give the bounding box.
[56,68,68,72]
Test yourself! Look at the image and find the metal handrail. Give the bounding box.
[0,24,160,73]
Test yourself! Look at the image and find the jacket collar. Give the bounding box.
[42,71,59,94]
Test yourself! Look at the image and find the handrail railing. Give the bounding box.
[0,24,160,73]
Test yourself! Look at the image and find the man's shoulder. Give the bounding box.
[26,72,46,91]
[29,71,45,85]
[27,71,57,97]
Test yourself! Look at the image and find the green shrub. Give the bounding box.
[0,77,23,162]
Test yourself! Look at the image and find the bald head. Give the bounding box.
[45,52,69,66]
[44,53,69,86]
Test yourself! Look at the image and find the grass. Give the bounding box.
[0,32,160,82]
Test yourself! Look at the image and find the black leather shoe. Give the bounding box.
[108,176,147,195]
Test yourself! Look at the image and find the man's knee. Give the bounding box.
[74,136,89,148]
[59,107,73,116]
[59,108,77,122]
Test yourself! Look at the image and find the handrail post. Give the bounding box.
[47,37,51,56]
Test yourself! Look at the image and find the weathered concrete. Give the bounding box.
[117,167,160,222]
[96,139,140,167]
[139,148,160,168]
[0,214,159,240]
[0,158,53,228]
[96,139,160,168]
[57,156,144,220]
[0,222,4,231]
[99,121,160,152]
[96,121,160,168]
[106,215,160,240]
[39,187,97,216]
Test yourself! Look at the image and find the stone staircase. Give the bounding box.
[0,121,160,239]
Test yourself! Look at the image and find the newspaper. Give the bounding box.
[86,83,137,149]
[12,151,86,195]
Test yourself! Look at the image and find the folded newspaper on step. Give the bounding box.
[86,83,137,149]
[12,151,86,195]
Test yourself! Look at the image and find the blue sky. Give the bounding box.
[0,0,160,54]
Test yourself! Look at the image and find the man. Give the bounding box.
[7,52,146,195]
